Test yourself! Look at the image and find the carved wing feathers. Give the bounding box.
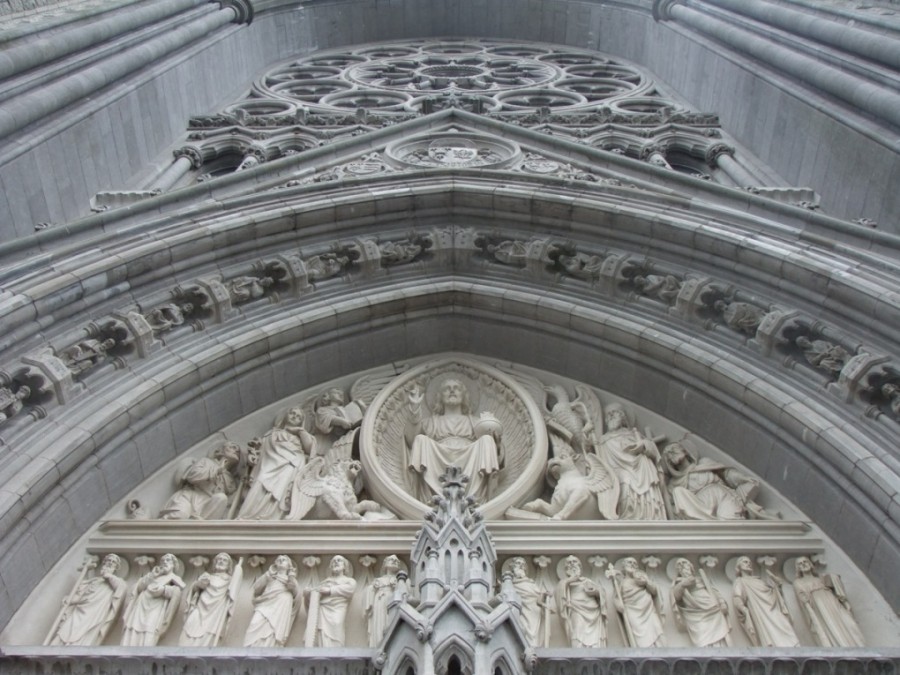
[299,394,319,434]
[374,395,414,492]
[505,370,549,412]
[287,457,326,520]
[479,382,533,492]
[327,429,357,463]
[573,384,603,450]
[584,454,620,520]
[350,367,406,406]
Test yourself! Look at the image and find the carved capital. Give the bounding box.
[215,0,253,24]
[173,146,203,169]
[653,0,683,21]
[704,142,734,167]
[640,143,668,160]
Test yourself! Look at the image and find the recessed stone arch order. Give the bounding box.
[0,140,898,633]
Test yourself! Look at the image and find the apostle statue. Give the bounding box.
[244,555,301,647]
[792,556,864,647]
[662,443,776,521]
[366,555,402,647]
[160,442,241,520]
[731,556,799,647]
[508,557,552,647]
[597,406,667,520]
[180,553,242,646]
[670,558,732,647]
[237,406,316,520]
[406,377,502,504]
[556,555,607,648]
[46,554,127,646]
[304,555,357,647]
[610,557,666,647]
[121,553,185,646]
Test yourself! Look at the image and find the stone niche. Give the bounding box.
[4,354,899,650]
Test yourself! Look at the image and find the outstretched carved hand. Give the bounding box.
[407,385,424,407]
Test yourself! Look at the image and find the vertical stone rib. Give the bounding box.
[0,0,207,82]
[703,0,900,71]
[0,3,246,144]
[664,1,900,130]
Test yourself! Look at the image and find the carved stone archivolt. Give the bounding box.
[2,227,897,434]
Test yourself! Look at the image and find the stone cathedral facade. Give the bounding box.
[0,1,899,673]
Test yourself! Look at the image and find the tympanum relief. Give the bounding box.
[18,358,890,649]
[126,357,791,525]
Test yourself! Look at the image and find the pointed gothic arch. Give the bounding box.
[0,10,898,671]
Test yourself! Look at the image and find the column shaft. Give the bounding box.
[716,153,758,188]
[151,156,195,192]
[670,2,900,129]
[0,4,239,143]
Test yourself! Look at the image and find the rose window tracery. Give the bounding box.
[251,39,654,114]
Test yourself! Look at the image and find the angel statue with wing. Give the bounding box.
[286,456,393,521]
[302,372,398,464]
[521,426,619,521]
[405,377,502,504]
[237,406,317,520]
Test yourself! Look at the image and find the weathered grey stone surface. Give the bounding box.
[0,2,898,669]
[0,0,898,234]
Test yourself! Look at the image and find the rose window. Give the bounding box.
[252,39,653,113]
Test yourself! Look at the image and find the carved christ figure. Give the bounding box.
[406,378,502,504]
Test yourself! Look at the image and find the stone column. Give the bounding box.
[706,144,758,188]
[641,145,673,170]
[0,0,205,81]
[151,147,203,191]
[703,0,900,71]
[655,0,900,129]
[0,1,254,143]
